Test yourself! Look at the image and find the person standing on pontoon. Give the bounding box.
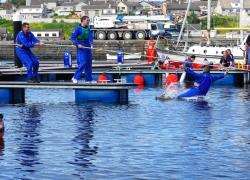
[70,16,94,84]
[15,22,44,83]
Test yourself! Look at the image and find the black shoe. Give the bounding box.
[27,78,35,83]
[34,77,40,83]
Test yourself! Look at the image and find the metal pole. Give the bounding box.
[240,0,244,43]
[176,0,191,48]
[13,13,22,68]
[207,0,211,45]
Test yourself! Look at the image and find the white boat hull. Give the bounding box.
[106,53,142,60]
[157,48,245,64]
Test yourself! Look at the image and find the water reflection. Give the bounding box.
[134,85,145,94]
[16,105,43,171]
[70,105,98,177]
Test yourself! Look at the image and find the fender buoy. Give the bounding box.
[133,74,145,86]
[98,73,108,83]
[192,63,202,69]
[165,74,178,85]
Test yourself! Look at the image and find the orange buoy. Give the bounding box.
[133,74,145,86]
[98,73,108,83]
[165,74,179,85]
[192,63,202,70]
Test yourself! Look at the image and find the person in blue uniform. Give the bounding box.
[177,62,226,99]
[15,23,43,83]
[70,16,94,83]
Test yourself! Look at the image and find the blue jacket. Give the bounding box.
[70,24,94,48]
[185,68,224,95]
[16,31,39,50]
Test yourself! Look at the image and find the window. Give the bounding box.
[151,24,157,30]
[52,33,57,37]
[45,33,49,37]
[37,33,41,37]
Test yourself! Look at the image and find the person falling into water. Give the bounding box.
[177,61,227,99]
[158,61,227,100]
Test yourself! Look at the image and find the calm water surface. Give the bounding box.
[0,86,249,179]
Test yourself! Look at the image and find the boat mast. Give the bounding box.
[176,0,191,47]
[207,0,211,45]
[240,0,244,43]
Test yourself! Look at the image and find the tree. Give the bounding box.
[187,11,200,24]
[9,0,26,7]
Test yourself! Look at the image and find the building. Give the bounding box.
[0,9,13,20]
[32,29,63,40]
[117,1,142,15]
[17,5,46,19]
[0,3,14,20]
[54,2,76,16]
[215,0,250,15]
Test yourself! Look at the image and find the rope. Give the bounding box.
[2,43,250,72]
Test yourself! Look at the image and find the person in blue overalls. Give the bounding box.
[15,23,43,83]
[70,16,94,83]
[177,62,226,99]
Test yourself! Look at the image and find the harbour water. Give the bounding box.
[0,86,249,179]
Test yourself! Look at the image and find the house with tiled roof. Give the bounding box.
[215,0,250,15]
[80,1,116,17]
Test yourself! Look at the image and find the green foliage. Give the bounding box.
[31,22,78,39]
[0,19,13,34]
[187,11,200,24]
[0,19,78,39]
[10,0,26,7]
[201,15,238,30]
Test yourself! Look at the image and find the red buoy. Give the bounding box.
[192,63,203,70]
[133,74,145,86]
[98,73,108,83]
[165,74,178,85]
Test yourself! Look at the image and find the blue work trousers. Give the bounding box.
[177,87,203,98]
[73,48,93,81]
[16,48,39,79]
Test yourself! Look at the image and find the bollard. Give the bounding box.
[117,49,124,64]
[63,50,72,68]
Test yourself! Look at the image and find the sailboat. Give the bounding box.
[157,0,248,65]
